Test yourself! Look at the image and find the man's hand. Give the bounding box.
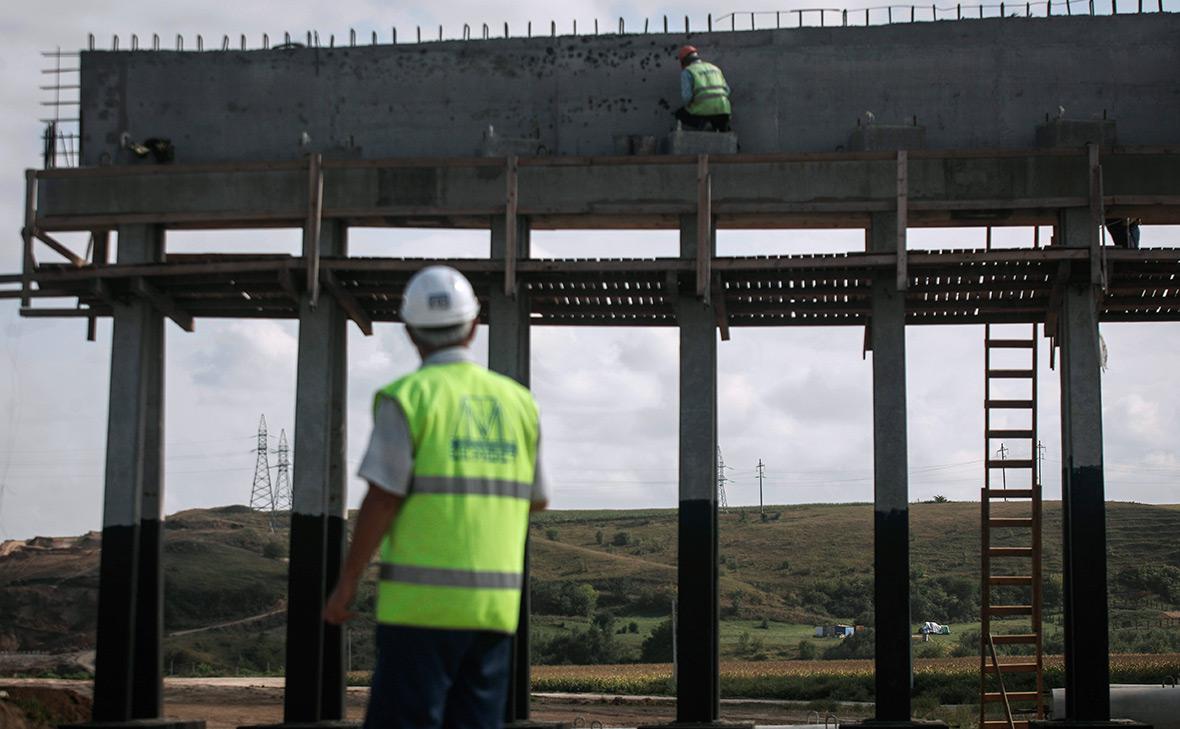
[323,578,358,624]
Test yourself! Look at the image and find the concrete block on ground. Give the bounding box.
[614,134,659,155]
[847,124,926,151]
[1036,118,1118,148]
[665,129,739,155]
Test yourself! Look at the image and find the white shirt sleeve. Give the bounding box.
[357,397,414,496]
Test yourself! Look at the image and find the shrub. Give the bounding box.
[545,528,559,541]
[531,582,598,617]
[611,531,631,547]
[640,618,674,662]
[797,640,818,660]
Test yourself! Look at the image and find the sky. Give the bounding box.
[0,0,1178,541]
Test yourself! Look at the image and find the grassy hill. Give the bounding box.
[1,501,1178,675]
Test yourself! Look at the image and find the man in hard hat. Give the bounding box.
[674,45,732,132]
[324,265,548,729]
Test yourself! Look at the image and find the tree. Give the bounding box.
[545,528,560,541]
[797,640,818,660]
[932,494,949,503]
[641,618,674,662]
[595,530,604,545]
[611,531,631,547]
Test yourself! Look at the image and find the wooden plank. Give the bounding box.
[714,273,730,342]
[504,155,519,297]
[897,150,908,291]
[21,169,36,307]
[1089,143,1105,287]
[32,230,85,267]
[322,271,373,336]
[303,153,324,306]
[697,154,711,300]
[132,277,195,332]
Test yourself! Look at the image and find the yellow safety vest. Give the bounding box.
[373,361,539,633]
[686,62,732,117]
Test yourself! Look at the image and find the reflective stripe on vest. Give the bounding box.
[373,361,538,633]
[379,563,524,590]
[686,62,732,117]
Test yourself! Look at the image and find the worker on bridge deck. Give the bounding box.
[325,265,549,729]
[674,45,732,133]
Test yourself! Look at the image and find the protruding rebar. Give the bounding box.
[112,35,119,51]
[131,34,139,50]
[350,29,356,46]
[708,13,712,30]
[392,27,397,43]
[197,35,203,51]
[372,30,377,45]
[222,35,230,51]
[685,14,690,32]
[438,24,443,41]
[176,34,183,51]
[88,34,95,51]
[664,15,669,32]
[504,22,509,37]
[483,23,489,39]
[240,34,246,50]
[284,32,291,45]
[263,33,269,49]
[619,17,625,33]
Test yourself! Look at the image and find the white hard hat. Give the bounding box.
[400,265,480,328]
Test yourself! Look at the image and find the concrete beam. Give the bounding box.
[93,224,165,723]
[34,152,1180,231]
[488,215,534,725]
[869,211,912,721]
[676,213,720,724]
[1055,207,1111,721]
[285,221,349,724]
[79,14,1180,164]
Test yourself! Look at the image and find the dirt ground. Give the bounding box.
[0,678,871,728]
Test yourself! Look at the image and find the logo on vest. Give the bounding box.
[452,396,517,463]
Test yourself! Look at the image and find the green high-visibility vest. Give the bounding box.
[374,361,539,633]
[686,62,731,117]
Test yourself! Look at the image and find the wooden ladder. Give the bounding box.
[979,236,1045,727]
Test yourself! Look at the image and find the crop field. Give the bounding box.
[530,653,1180,703]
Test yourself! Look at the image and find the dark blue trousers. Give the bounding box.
[364,624,512,729]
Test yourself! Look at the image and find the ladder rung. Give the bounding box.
[991,634,1038,644]
[986,604,1034,617]
[988,546,1034,557]
[986,489,1035,499]
[986,339,1036,349]
[988,575,1034,585]
[989,517,1034,528]
[987,458,1035,469]
[986,399,1035,409]
[983,721,1030,729]
[983,691,1040,703]
[987,368,1036,378]
[984,660,1038,672]
[987,429,1035,439]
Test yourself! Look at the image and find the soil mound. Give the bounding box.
[0,686,91,729]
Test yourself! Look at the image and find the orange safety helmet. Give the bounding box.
[677,45,699,65]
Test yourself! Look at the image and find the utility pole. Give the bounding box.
[996,443,1009,491]
[273,429,292,513]
[1036,440,1046,487]
[756,459,765,517]
[715,446,729,512]
[249,415,274,516]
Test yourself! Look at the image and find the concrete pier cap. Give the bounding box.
[79,13,1180,164]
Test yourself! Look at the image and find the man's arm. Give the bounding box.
[324,485,403,624]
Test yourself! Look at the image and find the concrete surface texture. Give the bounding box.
[79,13,1180,165]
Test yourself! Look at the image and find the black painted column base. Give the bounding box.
[504,721,571,729]
[234,717,353,721]
[1033,717,1151,721]
[840,717,948,721]
[62,721,205,729]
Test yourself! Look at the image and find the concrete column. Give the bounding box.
[869,212,912,721]
[676,213,720,725]
[489,216,534,726]
[284,221,348,724]
[1056,208,1111,720]
[93,224,165,723]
